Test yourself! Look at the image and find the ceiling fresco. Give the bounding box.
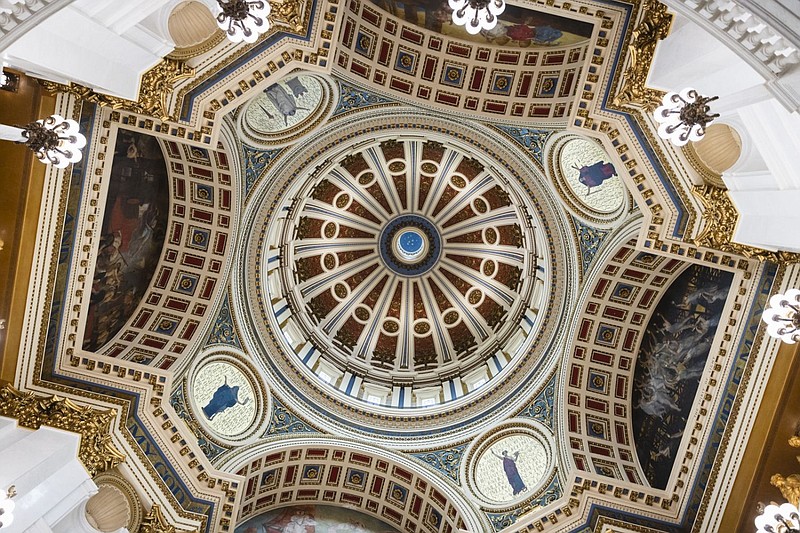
[9,1,788,533]
[366,0,593,48]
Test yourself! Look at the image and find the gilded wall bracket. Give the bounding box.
[140,504,183,533]
[40,58,195,122]
[0,385,126,477]
[771,473,800,508]
[612,0,673,111]
[691,185,800,263]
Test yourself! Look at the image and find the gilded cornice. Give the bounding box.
[40,58,195,122]
[691,185,800,263]
[0,384,125,477]
[612,0,672,111]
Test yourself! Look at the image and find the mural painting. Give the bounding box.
[83,129,169,352]
[474,434,547,503]
[192,361,257,437]
[235,505,400,533]
[558,137,624,214]
[244,74,325,134]
[632,263,733,489]
[367,0,593,48]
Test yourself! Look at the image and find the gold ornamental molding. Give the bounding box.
[140,504,183,533]
[272,0,306,32]
[40,58,195,122]
[771,474,800,508]
[0,385,125,477]
[691,185,800,263]
[612,0,673,111]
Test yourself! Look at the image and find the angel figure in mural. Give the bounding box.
[491,449,527,495]
[201,376,251,420]
[282,509,317,533]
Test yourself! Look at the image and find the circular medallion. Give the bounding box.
[559,138,624,214]
[475,435,547,503]
[464,420,555,508]
[192,361,256,437]
[546,133,629,226]
[238,73,337,148]
[186,349,269,444]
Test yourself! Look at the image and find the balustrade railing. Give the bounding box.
[668,0,798,75]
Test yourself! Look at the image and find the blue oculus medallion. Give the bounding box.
[379,215,441,276]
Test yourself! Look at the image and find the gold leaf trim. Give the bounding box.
[141,504,179,533]
[272,0,305,32]
[691,185,800,262]
[771,473,800,508]
[612,0,673,111]
[40,58,195,122]
[0,385,125,477]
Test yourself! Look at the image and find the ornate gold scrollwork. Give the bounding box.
[771,473,800,508]
[41,58,195,122]
[140,504,180,533]
[612,0,673,111]
[0,385,126,477]
[271,0,305,32]
[691,185,800,263]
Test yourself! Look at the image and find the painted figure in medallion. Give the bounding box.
[491,449,527,495]
[202,376,251,420]
[573,161,617,195]
[261,78,311,126]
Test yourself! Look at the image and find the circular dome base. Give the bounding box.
[239,109,569,442]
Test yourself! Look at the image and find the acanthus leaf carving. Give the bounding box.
[40,58,195,122]
[0,385,126,477]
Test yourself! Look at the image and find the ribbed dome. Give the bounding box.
[168,1,217,48]
[245,116,556,420]
[283,137,536,384]
[693,123,742,175]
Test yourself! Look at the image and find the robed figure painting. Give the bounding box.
[492,450,528,495]
[202,376,251,420]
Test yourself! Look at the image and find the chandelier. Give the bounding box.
[762,289,800,344]
[215,0,271,44]
[20,115,86,168]
[0,486,15,529]
[653,88,719,146]
[756,502,800,533]
[0,115,86,168]
[448,0,505,35]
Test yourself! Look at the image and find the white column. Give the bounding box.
[0,416,98,533]
[1,0,177,100]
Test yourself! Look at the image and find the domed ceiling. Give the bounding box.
[8,0,790,533]
[239,109,571,441]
